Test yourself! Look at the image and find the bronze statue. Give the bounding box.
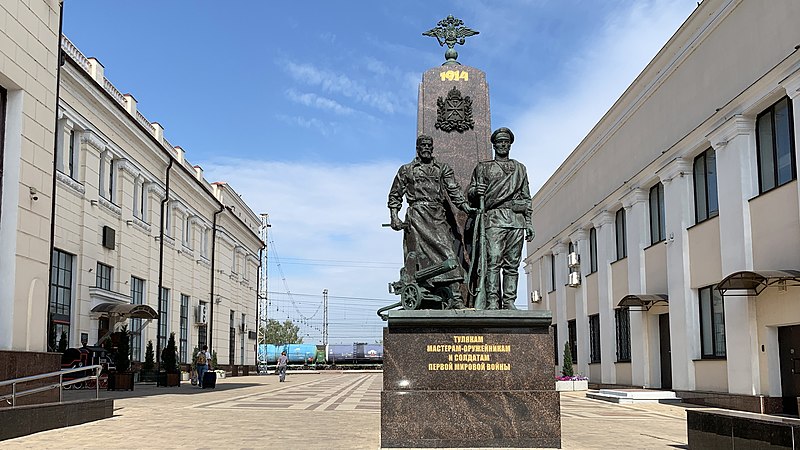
[386,135,474,312]
[467,128,534,310]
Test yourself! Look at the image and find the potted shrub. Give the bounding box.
[158,332,181,387]
[141,340,156,382]
[555,342,588,391]
[108,325,134,391]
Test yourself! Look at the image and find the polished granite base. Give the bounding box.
[687,408,800,449]
[380,310,560,448]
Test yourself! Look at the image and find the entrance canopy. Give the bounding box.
[91,303,158,320]
[617,294,668,311]
[716,270,800,296]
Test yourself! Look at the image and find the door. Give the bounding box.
[659,313,672,389]
[778,325,800,414]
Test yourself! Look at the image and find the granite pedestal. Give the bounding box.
[381,310,560,448]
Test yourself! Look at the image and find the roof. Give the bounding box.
[90,303,158,320]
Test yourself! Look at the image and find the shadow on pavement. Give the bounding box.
[62,379,265,402]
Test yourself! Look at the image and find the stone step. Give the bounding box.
[587,388,681,404]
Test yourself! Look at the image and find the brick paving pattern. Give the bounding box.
[2,373,690,449]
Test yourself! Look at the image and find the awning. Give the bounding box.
[716,270,800,296]
[617,294,668,311]
[91,303,158,320]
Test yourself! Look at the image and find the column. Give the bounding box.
[707,115,760,395]
[660,157,697,391]
[592,210,616,383]
[623,188,650,387]
[552,242,568,369]
[782,73,800,244]
[570,228,589,377]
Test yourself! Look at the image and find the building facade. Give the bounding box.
[53,36,262,372]
[526,0,800,413]
[0,0,61,355]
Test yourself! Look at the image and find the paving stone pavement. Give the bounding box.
[2,372,690,449]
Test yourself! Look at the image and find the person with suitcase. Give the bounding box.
[277,350,288,382]
[195,345,211,388]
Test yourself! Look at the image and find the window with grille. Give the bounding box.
[158,287,170,351]
[589,314,601,363]
[229,310,236,365]
[568,319,577,365]
[615,308,631,362]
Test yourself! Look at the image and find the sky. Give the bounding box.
[62,0,699,344]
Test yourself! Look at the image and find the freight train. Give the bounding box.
[258,343,383,369]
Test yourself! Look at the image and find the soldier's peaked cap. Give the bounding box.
[491,127,514,144]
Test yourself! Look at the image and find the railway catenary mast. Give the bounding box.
[257,213,270,372]
[322,289,329,347]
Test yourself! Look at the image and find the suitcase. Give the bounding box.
[202,371,217,389]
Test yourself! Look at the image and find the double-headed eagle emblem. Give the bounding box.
[423,15,479,65]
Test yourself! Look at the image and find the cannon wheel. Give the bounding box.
[401,284,422,310]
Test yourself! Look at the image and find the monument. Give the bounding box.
[380,16,561,448]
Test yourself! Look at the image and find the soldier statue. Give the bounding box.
[468,127,534,310]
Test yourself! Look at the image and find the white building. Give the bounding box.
[0,0,60,361]
[53,36,263,373]
[526,0,800,413]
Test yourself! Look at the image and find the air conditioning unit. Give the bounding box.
[530,290,542,303]
[567,271,581,287]
[567,252,580,268]
[195,304,208,324]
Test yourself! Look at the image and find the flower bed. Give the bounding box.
[555,375,588,391]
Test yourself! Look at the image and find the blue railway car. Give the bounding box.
[258,344,317,365]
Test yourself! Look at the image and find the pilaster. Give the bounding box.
[551,242,568,369]
[569,228,589,377]
[658,157,697,390]
[623,188,650,387]
[591,210,616,383]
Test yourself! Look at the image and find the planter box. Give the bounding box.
[157,372,181,387]
[108,372,135,391]
[214,370,226,379]
[556,380,588,391]
[180,371,190,381]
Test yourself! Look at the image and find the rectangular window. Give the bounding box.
[589,227,597,273]
[549,254,556,291]
[693,148,719,223]
[198,323,208,349]
[568,319,577,365]
[757,97,796,194]
[108,159,115,202]
[699,285,726,358]
[130,277,145,361]
[615,208,627,260]
[589,314,601,363]
[229,310,236,366]
[67,129,76,179]
[96,263,112,290]
[49,249,74,351]
[552,325,558,366]
[140,182,146,221]
[180,294,189,364]
[158,287,170,351]
[240,313,246,365]
[649,182,666,244]
[615,308,631,362]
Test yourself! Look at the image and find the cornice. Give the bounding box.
[658,157,692,183]
[81,130,106,152]
[622,188,647,209]
[569,228,588,243]
[98,196,121,217]
[706,114,755,149]
[147,183,166,200]
[116,159,140,178]
[551,241,568,255]
[591,210,614,227]
[56,171,86,196]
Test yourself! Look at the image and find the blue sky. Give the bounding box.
[63,0,698,344]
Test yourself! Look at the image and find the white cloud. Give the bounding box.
[285,89,355,116]
[200,157,405,343]
[274,114,336,136]
[508,0,697,192]
[283,60,414,115]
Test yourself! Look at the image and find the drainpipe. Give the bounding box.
[209,204,224,355]
[46,0,65,351]
[156,158,174,368]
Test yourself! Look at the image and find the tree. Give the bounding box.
[113,325,131,373]
[561,341,574,377]
[161,332,179,374]
[143,340,155,372]
[260,319,303,344]
[57,331,68,353]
